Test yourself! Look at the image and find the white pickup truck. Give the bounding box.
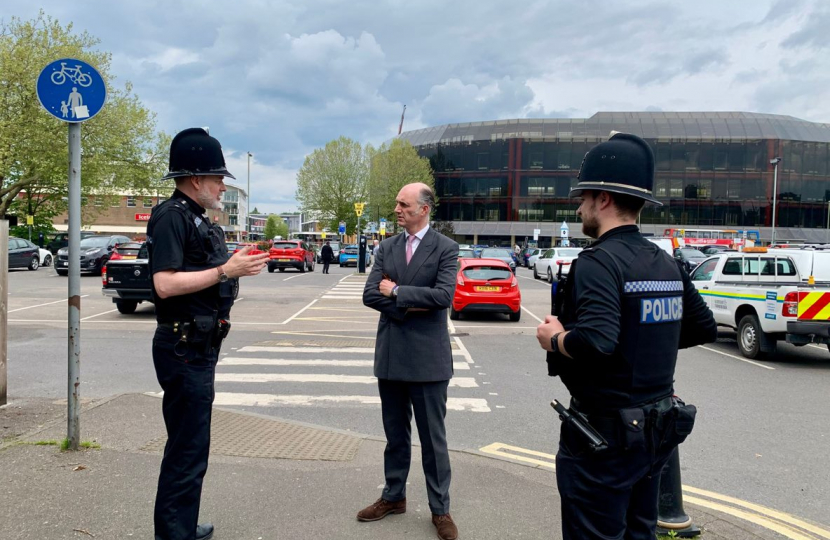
[689,250,830,359]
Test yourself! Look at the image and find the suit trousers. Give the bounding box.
[378,378,451,515]
[323,261,330,273]
[555,413,675,540]
[152,327,219,540]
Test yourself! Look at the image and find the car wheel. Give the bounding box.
[232,278,240,299]
[116,300,138,314]
[509,310,521,322]
[449,307,460,320]
[737,314,776,359]
[299,262,306,273]
[278,268,285,273]
[44,254,52,267]
[28,255,39,270]
[56,269,67,276]
[267,265,275,273]
[309,260,315,272]
[547,267,553,283]
[533,266,539,279]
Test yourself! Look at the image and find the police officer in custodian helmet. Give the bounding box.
[147,128,270,540]
[535,132,717,540]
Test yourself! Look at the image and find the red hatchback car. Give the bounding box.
[267,240,315,273]
[451,258,521,322]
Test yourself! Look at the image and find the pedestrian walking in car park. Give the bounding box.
[371,238,380,264]
[360,182,460,540]
[321,241,334,274]
[147,127,269,540]
[536,132,717,540]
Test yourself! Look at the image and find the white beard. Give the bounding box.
[197,187,223,211]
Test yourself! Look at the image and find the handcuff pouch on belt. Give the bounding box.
[666,397,697,447]
[174,312,219,356]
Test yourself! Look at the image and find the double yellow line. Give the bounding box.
[479,443,830,540]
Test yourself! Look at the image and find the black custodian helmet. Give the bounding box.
[569,132,661,206]
[161,127,236,180]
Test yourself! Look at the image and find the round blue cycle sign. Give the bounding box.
[37,58,107,123]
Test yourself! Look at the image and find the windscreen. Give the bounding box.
[462,266,512,281]
[481,248,512,258]
[556,249,582,257]
[273,242,299,249]
[458,249,475,258]
[80,237,110,248]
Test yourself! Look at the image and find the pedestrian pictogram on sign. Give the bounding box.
[37,58,107,123]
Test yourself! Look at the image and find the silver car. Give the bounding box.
[534,247,583,282]
[479,248,517,273]
[526,248,543,269]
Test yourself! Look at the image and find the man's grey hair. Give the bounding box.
[418,186,436,213]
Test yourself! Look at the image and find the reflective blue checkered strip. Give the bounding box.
[624,280,683,294]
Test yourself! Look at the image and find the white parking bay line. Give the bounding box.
[216,373,479,387]
[209,393,490,412]
[521,306,544,323]
[283,273,311,281]
[697,345,775,370]
[80,308,119,321]
[280,299,318,325]
[219,357,470,370]
[8,295,90,313]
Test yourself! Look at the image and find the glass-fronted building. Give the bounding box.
[400,112,830,245]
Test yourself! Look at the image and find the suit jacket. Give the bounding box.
[363,228,459,382]
[320,245,334,262]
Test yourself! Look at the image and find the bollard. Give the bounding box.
[656,447,700,537]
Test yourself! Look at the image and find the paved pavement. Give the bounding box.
[0,393,795,540]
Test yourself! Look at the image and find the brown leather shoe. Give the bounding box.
[432,513,458,540]
[357,497,406,522]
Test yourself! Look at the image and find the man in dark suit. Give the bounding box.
[320,241,334,274]
[359,182,459,540]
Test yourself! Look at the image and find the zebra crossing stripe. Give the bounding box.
[215,373,479,387]
[219,357,470,370]
[210,392,491,412]
[239,345,468,356]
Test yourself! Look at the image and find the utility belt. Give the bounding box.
[553,395,696,453]
[158,312,231,356]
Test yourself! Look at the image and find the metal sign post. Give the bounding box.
[0,220,7,406]
[37,58,107,450]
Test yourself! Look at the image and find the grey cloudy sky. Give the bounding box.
[6,0,830,214]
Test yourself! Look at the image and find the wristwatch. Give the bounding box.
[550,332,562,354]
[216,265,229,283]
[391,285,399,298]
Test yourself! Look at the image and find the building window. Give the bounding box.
[477,152,490,170]
[144,198,154,208]
[126,197,136,207]
[229,215,237,226]
[111,197,121,207]
[94,197,103,207]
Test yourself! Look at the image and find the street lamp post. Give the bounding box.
[770,157,781,246]
[826,200,830,244]
[247,151,252,241]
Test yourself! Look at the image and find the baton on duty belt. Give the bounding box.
[551,399,609,453]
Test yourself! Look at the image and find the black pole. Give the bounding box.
[656,447,700,537]
[358,235,367,274]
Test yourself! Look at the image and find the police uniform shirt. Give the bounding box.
[554,225,716,410]
[147,189,232,322]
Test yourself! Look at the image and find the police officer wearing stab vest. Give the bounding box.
[536,132,717,540]
[148,128,269,540]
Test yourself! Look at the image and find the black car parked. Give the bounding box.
[674,247,708,273]
[56,235,132,276]
[7,237,41,270]
[46,231,95,254]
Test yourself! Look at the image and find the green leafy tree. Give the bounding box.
[264,214,289,239]
[367,138,434,233]
[295,136,369,235]
[0,12,168,225]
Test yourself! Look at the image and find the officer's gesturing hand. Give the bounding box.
[224,244,269,277]
[537,314,566,354]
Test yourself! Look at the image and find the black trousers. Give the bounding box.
[152,326,219,540]
[323,261,330,273]
[555,410,676,540]
[377,379,451,515]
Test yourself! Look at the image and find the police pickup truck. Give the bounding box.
[102,242,239,314]
[689,248,830,359]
